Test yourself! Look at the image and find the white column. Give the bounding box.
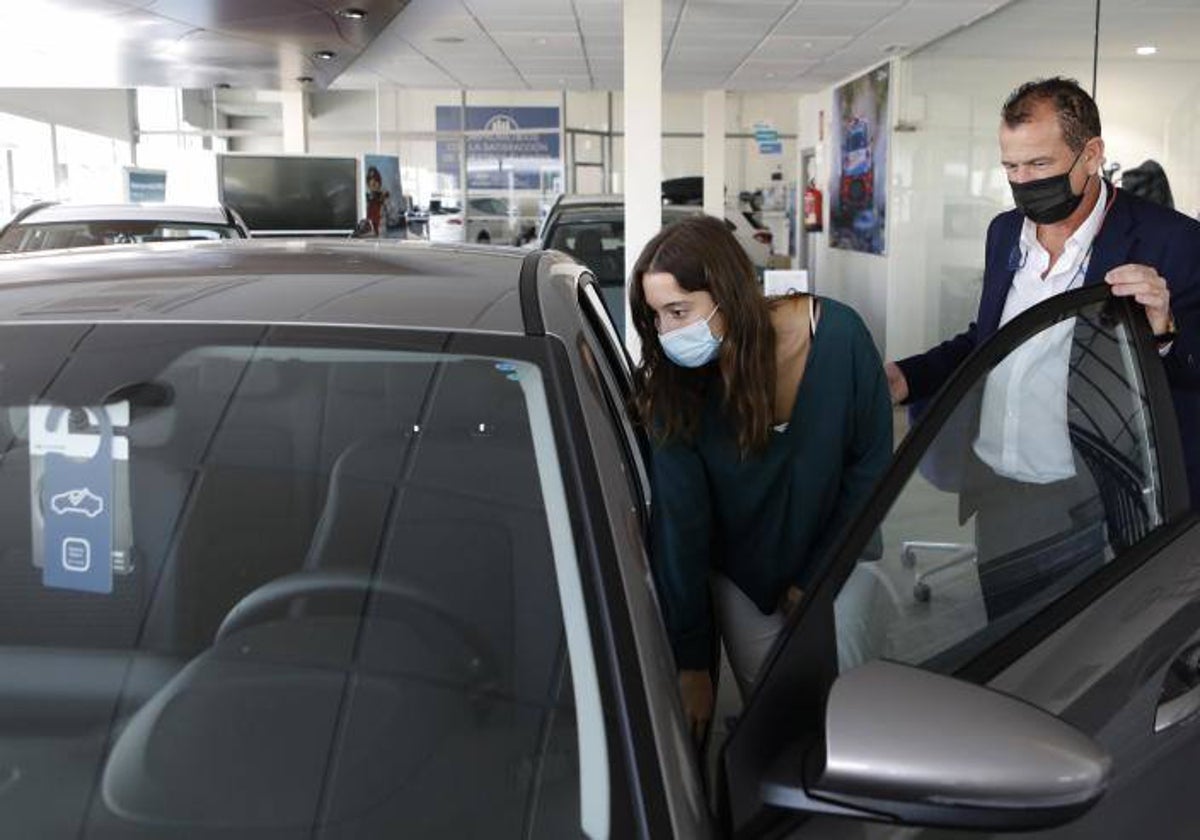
[702,90,725,218]
[623,0,662,357]
[281,90,308,154]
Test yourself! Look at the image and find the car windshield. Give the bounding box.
[0,322,599,837]
[469,198,508,215]
[0,222,240,253]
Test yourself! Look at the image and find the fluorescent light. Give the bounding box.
[1136,45,1158,56]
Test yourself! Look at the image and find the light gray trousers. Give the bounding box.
[711,574,787,701]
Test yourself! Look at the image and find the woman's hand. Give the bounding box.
[678,669,714,743]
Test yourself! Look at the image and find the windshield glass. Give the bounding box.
[0,323,597,837]
[0,222,239,252]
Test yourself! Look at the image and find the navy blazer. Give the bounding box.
[897,186,1200,507]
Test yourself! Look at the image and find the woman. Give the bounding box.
[629,215,892,739]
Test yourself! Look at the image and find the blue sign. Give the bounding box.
[754,123,783,156]
[40,407,114,594]
[125,168,167,203]
[437,106,561,190]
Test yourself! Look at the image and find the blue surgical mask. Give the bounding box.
[660,305,722,368]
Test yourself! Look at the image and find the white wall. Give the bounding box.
[1097,59,1200,218]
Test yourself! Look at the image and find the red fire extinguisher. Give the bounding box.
[803,180,823,232]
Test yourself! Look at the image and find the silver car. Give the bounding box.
[0,240,1193,838]
[0,202,249,252]
[427,196,530,245]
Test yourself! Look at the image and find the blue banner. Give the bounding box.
[437,106,562,191]
[125,168,167,203]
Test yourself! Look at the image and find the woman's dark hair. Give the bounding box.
[366,166,382,185]
[629,214,776,457]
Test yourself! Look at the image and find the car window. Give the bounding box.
[0,323,609,838]
[0,222,237,252]
[548,221,625,287]
[579,282,648,522]
[833,295,1168,675]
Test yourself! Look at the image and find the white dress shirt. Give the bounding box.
[973,181,1109,483]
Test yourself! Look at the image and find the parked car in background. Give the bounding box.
[427,196,524,245]
[0,202,248,253]
[659,176,776,253]
[537,193,771,333]
[0,241,1192,838]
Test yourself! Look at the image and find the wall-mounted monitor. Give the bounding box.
[217,155,358,235]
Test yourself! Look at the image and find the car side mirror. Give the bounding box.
[760,660,1110,831]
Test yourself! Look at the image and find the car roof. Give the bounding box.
[552,202,698,225]
[551,195,724,218]
[552,194,622,209]
[0,239,538,334]
[15,204,234,226]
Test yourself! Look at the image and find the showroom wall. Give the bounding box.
[0,89,134,144]
[800,0,1200,362]
[227,88,800,208]
[795,72,891,353]
[0,90,136,217]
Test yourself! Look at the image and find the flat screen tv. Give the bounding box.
[218,155,358,234]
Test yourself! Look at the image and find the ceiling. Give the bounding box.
[0,0,410,89]
[915,0,1200,63]
[0,0,1023,93]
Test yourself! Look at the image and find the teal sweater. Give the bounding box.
[649,298,893,670]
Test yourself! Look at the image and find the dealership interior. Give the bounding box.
[1,1,1200,837]
[0,0,1192,360]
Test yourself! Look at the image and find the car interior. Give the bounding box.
[0,326,579,837]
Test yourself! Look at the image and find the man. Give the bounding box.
[888,77,1200,512]
[887,77,1200,622]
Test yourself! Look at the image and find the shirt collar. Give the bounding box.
[1019,178,1109,254]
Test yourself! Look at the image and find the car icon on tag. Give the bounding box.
[49,488,104,518]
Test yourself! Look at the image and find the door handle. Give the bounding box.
[1156,683,1200,733]
[1156,644,1200,733]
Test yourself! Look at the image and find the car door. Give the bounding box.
[723,284,1200,839]
[559,269,714,837]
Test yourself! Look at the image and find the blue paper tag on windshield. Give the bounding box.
[40,407,114,594]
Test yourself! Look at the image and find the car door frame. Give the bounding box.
[721,284,1192,836]
[534,255,717,838]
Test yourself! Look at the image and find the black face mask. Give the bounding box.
[1009,149,1088,224]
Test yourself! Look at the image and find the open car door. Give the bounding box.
[723,284,1200,839]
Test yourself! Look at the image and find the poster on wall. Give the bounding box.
[829,64,890,255]
[435,106,562,191]
[362,153,404,237]
[124,168,167,203]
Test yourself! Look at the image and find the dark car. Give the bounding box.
[0,240,1195,839]
[537,195,771,334]
[0,202,249,253]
